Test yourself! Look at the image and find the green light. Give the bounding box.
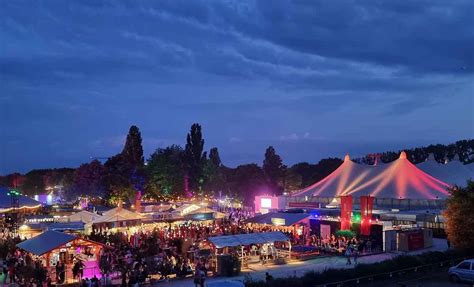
[353,214,361,223]
[7,190,20,196]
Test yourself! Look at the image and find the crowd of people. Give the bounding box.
[0,205,382,286]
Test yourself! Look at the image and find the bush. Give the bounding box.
[335,230,355,238]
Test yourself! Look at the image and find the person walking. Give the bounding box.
[199,267,206,287]
[193,268,201,287]
[353,248,359,264]
[345,248,352,265]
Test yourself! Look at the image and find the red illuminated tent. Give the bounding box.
[293,152,450,199]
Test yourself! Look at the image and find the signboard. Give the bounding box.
[261,198,272,208]
[271,218,286,226]
[408,232,424,250]
[185,212,214,221]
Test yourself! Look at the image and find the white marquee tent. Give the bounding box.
[293,152,451,200]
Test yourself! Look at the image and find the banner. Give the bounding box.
[360,196,374,236]
[340,195,352,230]
[288,202,320,208]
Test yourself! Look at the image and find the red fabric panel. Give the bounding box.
[340,195,352,230]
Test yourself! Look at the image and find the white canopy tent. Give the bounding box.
[293,152,451,200]
[417,154,473,187]
[208,231,292,264]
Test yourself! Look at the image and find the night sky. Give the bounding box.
[1,0,473,174]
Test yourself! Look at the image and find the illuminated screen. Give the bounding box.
[261,198,272,208]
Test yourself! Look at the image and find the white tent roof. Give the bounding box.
[90,207,143,224]
[67,210,100,224]
[208,231,289,248]
[417,154,473,187]
[293,152,451,199]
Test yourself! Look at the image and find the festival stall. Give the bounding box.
[0,187,42,213]
[208,231,291,272]
[16,230,105,283]
[85,207,143,234]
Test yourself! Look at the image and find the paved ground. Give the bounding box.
[155,239,450,287]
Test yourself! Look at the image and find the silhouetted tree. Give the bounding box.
[70,160,105,200]
[228,164,266,205]
[122,125,144,169]
[103,125,145,204]
[184,123,207,193]
[22,170,46,196]
[209,147,222,167]
[263,146,286,195]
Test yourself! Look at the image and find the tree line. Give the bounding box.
[1,125,472,206]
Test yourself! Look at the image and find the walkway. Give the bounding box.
[154,239,449,287]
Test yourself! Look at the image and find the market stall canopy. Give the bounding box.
[293,152,451,200]
[16,230,77,256]
[0,187,42,212]
[173,204,201,216]
[67,210,100,224]
[208,231,289,248]
[246,212,310,227]
[90,207,143,224]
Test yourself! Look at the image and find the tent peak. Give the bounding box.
[399,151,407,160]
[344,154,351,162]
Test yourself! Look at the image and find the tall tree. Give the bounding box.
[184,123,206,193]
[444,180,474,250]
[103,125,145,204]
[22,170,46,196]
[263,146,286,195]
[145,145,186,199]
[229,164,266,205]
[70,160,105,200]
[122,125,144,169]
[203,147,225,195]
[209,147,222,167]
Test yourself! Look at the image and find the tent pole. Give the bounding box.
[288,241,291,260]
[241,245,244,267]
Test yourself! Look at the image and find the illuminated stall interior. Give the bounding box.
[86,207,143,234]
[208,231,291,270]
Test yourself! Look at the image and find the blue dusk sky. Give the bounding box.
[0,0,473,174]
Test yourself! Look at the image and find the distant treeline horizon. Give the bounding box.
[0,124,472,205]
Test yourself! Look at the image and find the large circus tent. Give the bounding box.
[292,151,451,200]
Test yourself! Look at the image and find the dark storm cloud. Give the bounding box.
[0,0,473,173]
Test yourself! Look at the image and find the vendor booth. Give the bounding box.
[208,231,291,272]
[16,230,105,283]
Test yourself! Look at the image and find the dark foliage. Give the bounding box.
[356,139,474,165]
[444,180,474,250]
